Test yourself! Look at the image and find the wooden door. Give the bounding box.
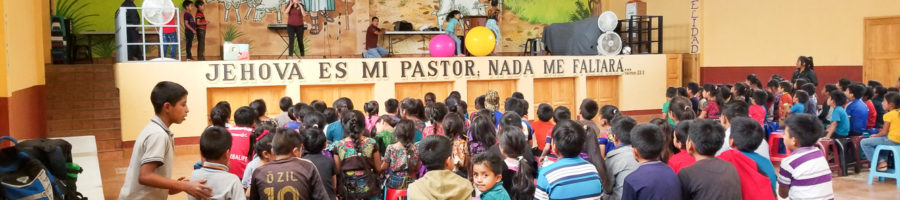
[667,54,684,87]
[864,16,900,86]
[586,76,620,107]
[395,82,454,102]
[533,78,576,115]
[300,84,374,110]
[466,79,517,113]
[207,86,286,119]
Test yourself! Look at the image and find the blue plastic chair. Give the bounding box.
[867,145,900,188]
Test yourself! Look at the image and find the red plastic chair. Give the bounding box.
[386,188,408,200]
[769,132,791,164]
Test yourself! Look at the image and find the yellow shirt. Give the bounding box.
[884,110,900,143]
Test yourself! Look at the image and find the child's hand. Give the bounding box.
[180,179,213,199]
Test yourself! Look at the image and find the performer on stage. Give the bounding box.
[363,17,388,58]
[443,11,464,56]
[118,0,142,61]
[283,0,307,58]
[485,0,501,50]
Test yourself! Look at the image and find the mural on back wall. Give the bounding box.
[63,0,599,58]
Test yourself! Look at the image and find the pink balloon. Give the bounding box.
[429,34,457,57]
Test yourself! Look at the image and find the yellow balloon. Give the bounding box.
[465,26,496,57]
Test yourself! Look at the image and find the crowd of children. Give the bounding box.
[117,74,900,199]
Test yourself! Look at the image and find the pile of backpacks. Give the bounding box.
[0,136,86,200]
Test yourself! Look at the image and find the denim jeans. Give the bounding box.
[363,47,387,58]
[163,32,178,59]
[861,136,899,163]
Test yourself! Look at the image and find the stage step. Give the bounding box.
[45,64,122,153]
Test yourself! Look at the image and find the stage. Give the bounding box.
[115,54,682,142]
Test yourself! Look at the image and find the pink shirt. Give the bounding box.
[227,126,253,179]
[749,105,766,126]
[365,116,379,132]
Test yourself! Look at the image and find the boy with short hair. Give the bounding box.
[777,114,834,199]
[385,98,400,120]
[249,128,330,199]
[182,1,196,60]
[194,0,208,60]
[778,81,795,121]
[302,128,336,200]
[118,81,212,199]
[274,96,293,127]
[716,101,770,159]
[790,90,809,116]
[687,82,701,113]
[534,120,604,200]
[663,87,677,126]
[622,124,681,200]
[408,135,474,199]
[825,91,851,138]
[228,106,257,179]
[472,152,511,200]
[846,83,870,136]
[677,119,742,199]
[533,103,555,156]
[189,127,245,200]
[717,117,777,200]
[605,115,639,200]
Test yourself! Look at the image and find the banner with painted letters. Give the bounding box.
[202,56,652,86]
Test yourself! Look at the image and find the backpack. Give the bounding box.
[0,136,82,200]
[14,138,84,200]
[337,152,379,199]
[393,21,413,31]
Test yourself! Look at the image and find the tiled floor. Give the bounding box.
[100,145,900,200]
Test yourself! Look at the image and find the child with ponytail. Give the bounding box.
[423,102,449,137]
[498,126,536,200]
[378,119,419,189]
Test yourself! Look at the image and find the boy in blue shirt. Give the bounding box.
[825,91,851,138]
[790,90,809,116]
[534,120,605,200]
[846,83,870,136]
[622,124,681,200]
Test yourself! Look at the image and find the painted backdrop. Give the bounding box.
[58,0,598,58]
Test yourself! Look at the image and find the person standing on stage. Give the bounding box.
[363,17,388,58]
[283,0,307,59]
[485,0,502,52]
[182,1,197,61]
[118,0,142,60]
[195,0,208,61]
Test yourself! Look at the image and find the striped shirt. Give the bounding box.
[777,146,834,200]
[534,157,604,200]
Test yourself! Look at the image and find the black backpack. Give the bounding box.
[393,21,414,31]
[14,138,84,200]
[337,152,380,200]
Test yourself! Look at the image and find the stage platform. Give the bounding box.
[115,54,683,142]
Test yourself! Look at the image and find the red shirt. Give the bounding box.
[749,105,766,126]
[717,149,776,200]
[288,7,304,26]
[366,25,381,49]
[668,150,696,173]
[530,120,554,150]
[779,93,794,118]
[866,100,876,128]
[163,17,176,33]
[227,126,253,179]
[195,11,207,29]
